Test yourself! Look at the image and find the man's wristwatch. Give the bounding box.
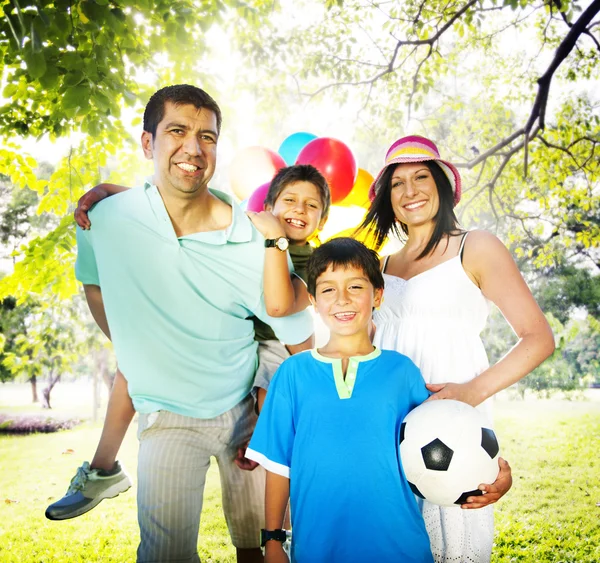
[260,528,287,547]
[265,236,289,252]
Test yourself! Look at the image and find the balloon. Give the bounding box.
[278,132,318,165]
[338,168,374,209]
[230,146,286,200]
[295,138,357,204]
[330,225,381,251]
[318,204,367,243]
[246,182,271,213]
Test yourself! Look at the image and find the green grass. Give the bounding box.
[0,396,598,562]
[492,399,600,562]
[0,422,235,563]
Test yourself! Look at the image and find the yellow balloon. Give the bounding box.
[337,168,373,208]
[325,226,381,251]
[319,205,367,242]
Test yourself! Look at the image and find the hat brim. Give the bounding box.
[368,156,462,207]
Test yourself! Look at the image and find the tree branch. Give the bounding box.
[307,0,478,98]
[525,0,600,133]
[553,0,600,51]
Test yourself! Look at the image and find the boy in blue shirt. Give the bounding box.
[246,237,434,563]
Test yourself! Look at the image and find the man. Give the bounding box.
[73,85,313,562]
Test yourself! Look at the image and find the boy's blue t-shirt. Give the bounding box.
[247,348,433,563]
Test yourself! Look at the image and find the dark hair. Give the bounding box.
[355,161,462,259]
[307,237,384,296]
[143,84,222,137]
[264,164,331,219]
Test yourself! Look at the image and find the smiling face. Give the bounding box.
[141,102,218,198]
[310,264,383,338]
[266,181,327,244]
[390,162,440,229]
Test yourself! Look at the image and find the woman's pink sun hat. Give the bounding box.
[368,135,462,206]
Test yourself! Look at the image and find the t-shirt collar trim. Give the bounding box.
[310,348,381,400]
[310,347,381,364]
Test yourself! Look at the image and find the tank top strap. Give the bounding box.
[458,231,469,261]
[382,254,391,273]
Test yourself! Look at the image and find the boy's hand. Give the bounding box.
[461,457,512,509]
[246,211,286,240]
[74,185,109,230]
[265,541,289,563]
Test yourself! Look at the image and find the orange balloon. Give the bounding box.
[338,168,373,208]
[229,146,286,200]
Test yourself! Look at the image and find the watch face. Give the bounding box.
[276,237,289,251]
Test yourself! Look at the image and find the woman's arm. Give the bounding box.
[461,457,512,509]
[427,230,555,406]
[264,471,290,563]
[247,210,310,317]
[75,183,130,230]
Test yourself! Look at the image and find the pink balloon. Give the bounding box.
[246,182,271,212]
[230,146,286,200]
[295,137,357,203]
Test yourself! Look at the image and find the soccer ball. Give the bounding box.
[399,400,500,507]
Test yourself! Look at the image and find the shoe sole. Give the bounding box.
[45,475,132,521]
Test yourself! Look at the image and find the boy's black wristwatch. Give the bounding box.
[264,237,289,251]
[260,528,287,547]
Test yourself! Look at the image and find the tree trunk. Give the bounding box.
[41,372,61,409]
[30,375,38,403]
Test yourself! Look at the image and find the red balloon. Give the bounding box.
[246,182,271,213]
[295,138,357,203]
[230,146,286,200]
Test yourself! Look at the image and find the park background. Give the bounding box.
[0,0,598,561]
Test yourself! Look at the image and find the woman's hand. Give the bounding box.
[461,457,513,509]
[425,380,489,407]
[246,211,286,240]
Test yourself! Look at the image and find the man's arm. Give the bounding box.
[84,285,111,340]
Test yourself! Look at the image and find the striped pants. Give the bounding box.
[136,395,265,563]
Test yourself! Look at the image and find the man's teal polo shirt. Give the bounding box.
[75,183,313,419]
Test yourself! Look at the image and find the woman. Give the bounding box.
[358,135,555,562]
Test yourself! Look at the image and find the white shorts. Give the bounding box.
[136,394,265,562]
[252,339,290,393]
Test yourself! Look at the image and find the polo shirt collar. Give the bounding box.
[143,181,253,244]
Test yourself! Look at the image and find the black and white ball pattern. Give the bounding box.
[400,400,500,507]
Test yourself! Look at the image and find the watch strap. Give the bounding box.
[264,236,289,251]
[260,528,287,547]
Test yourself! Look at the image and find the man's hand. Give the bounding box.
[461,457,513,509]
[265,541,289,563]
[246,211,286,240]
[74,185,110,229]
[234,442,259,471]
